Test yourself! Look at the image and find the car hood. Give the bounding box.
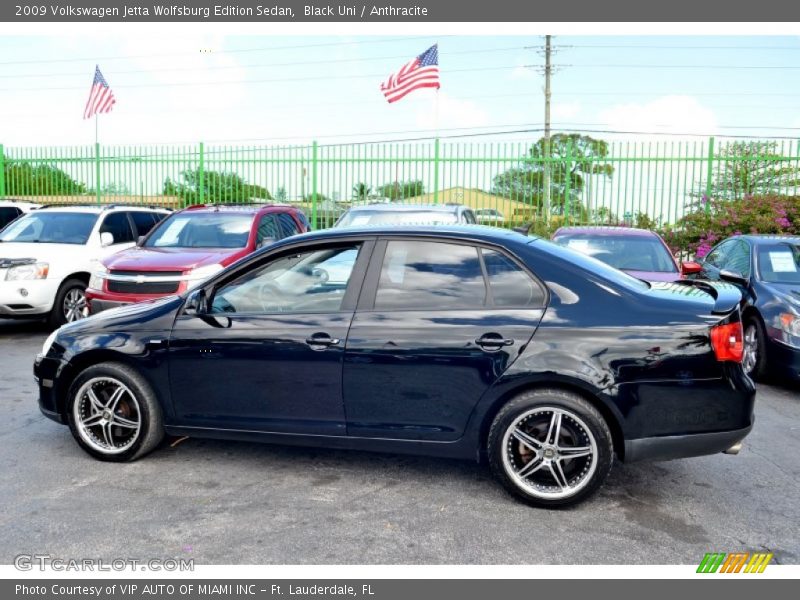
[0,242,90,262]
[102,246,242,272]
[623,269,682,283]
[761,281,800,309]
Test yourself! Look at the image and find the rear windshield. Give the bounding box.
[146,213,253,249]
[553,233,678,273]
[756,243,800,284]
[539,238,650,291]
[0,212,98,245]
[336,209,458,227]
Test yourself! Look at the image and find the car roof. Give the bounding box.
[291,223,529,244]
[33,204,169,214]
[345,203,464,213]
[554,225,660,238]
[737,234,800,244]
[180,203,294,215]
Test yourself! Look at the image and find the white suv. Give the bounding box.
[0,204,170,326]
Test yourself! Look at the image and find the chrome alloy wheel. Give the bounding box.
[63,288,87,322]
[72,377,141,455]
[742,324,759,375]
[501,406,598,500]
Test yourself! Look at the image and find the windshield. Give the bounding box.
[0,212,97,245]
[146,213,253,249]
[553,233,678,273]
[757,243,800,284]
[336,209,458,227]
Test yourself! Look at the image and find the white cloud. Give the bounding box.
[412,90,490,131]
[552,100,581,120]
[597,95,719,138]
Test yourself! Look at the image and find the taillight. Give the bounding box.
[710,321,744,363]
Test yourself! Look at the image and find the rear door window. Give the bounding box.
[0,207,22,229]
[131,212,159,237]
[374,240,487,310]
[482,249,546,307]
[277,213,301,238]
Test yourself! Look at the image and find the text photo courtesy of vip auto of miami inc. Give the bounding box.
[0,1,799,589]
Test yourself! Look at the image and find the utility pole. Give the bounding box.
[543,35,552,223]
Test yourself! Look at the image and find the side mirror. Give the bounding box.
[719,269,749,286]
[185,288,208,315]
[136,235,146,246]
[681,261,703,275]
[100,232,114,247]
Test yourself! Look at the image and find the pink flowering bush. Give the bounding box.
[660,194,800,257]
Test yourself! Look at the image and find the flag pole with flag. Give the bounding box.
[83,65,116,145]
[380,44,442,201]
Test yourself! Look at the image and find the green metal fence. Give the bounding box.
[1,138,798,230]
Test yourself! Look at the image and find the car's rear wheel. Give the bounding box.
[66,362,164,462]
[49,278,88,328]
[742,317,768,380]
[488,389,614,508]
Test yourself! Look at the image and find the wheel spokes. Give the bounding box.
[549,460,569,490]
[512,427,543,451]
[517,458,545,478]
[545,411,562,445]
[558,445,592,459]
[112,415,138,429]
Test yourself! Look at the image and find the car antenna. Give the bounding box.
[512,223,533,236]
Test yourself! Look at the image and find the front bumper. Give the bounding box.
[624,424,753,462]
[34,353,69,424]
[766,337,800,380]
[0,279,59,317]
[86,288,165,315]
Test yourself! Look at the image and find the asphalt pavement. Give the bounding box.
[1,318,798,565]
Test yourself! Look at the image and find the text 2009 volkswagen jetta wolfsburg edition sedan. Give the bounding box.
[34,226,755,507]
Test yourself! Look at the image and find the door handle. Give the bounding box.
[475,334,514,350]
[305,333,341,348]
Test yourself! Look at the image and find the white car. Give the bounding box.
[0,200,41,230]
[474,208,505,225]
[0,204,169,326]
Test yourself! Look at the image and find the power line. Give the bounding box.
[0,65,519,92]
[0,35,438,66]
[0,45,527,80]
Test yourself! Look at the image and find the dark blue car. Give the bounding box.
[694,234,800,381]
[34,226,755,507]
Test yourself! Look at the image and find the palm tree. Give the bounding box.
[352,183,372,201]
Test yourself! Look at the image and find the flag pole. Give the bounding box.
[433,87,440,205]
[94,113,101,206]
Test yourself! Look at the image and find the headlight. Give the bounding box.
[88,264,109,290]
[187,263,224,282]
[779,313,800,337]
[6,262,48,281]
[41,330,59,356]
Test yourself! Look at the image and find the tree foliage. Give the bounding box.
[4,162,86,195]
[376,180,424,201]
[352,183,372,201]
[491,134,614,218]
[163,169,272,204]
[704,141,800,202]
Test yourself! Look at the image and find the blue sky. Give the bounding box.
[0,34,799,147]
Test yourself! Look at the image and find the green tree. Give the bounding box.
[376,180,424,201]
[3,162,86,195]
[274,186,288,202]
[703,141,800,201]
[352,182,372,201]
[491,134,614,219]
[164,169,272,205]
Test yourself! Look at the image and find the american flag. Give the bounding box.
[83,65,116,119]
[380,44,440,104]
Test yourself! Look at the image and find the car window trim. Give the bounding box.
[357,235,548,312]
[188,238,376,318]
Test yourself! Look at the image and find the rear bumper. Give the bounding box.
[624,424,753,462]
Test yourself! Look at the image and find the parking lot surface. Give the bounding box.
[1,319,798,565]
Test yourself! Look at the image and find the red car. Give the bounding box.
[552,226,702,281]
[86,203,309,314]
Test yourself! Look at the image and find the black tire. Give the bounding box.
[488,388,614,508]
[743,316,768,381]
[48,278,87,328]
[66,362,164,462]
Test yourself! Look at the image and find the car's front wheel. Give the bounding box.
[66,362,164,462]
[488,389,614,508]
[49,278,88,328]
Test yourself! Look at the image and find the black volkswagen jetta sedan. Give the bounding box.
[35,226,755,507]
